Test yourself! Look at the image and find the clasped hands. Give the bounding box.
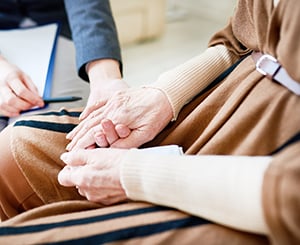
[58,85,173,205]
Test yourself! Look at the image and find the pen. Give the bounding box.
[43,96,82,103]
[0,116,9,131]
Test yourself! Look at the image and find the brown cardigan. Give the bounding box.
[209,1,300,243]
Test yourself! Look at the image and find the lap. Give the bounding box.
[0,201,268,244]
[7,108,84,204]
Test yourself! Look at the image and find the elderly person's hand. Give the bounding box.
[0,56,44,117]
[66,86,173,150]
[58,148,128,205]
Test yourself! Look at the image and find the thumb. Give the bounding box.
[57,165,78,187]
[60,150,88,166]
[58,150,88,186]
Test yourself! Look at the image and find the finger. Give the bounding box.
[78,107,92,121]
[67,124,102,151]
[94,132,109,148]
[71,130,97,151]
[0,104,19,117]
[79,100,106,120]
[21,73,39,94]
[21,74,44,107]
[57,165,79,187]
[111,129,149,148]
[66,119,85,140]
[58,165,88,187]
[66,119,101,150]
[115,124,131,138]
[8,77,44,107]
[0,93,18,117]
[60,150,88,166]
[0,86,28,116]
[86,144,97,150]
[89,191,127,205]
[98,195,127,206]
[66,109,103,141]
[101,119,119,145]
[76,186,86,197]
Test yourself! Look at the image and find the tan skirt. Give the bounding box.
[0,200,268,244]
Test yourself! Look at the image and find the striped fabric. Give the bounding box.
[0,202,218,244]
[0,201,269,244]
[13,109,81,133]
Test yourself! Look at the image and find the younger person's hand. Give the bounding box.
[0,56,44,117]
[80,59,129,120]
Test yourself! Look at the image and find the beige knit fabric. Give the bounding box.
[147,45,238,119]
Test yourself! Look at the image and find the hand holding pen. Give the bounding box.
[0,55,82,118]
[0,55,44,117]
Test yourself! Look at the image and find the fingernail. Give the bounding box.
[60,153,68,162]
[102,119,110,129]
[38,100,45,107]
[79,112,85,120]
[61,152,73,164]
[67,129,74,139]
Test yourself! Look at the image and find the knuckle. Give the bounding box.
[84,120,96,130]
[76,177,86,187]
[15,87,27,97]
[88,196,99,203]
[6,96,15,104]
[4,72,17,82]
[1,96,16,107]
[114,90,123,97]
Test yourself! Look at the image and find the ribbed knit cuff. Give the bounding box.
[145,45,238,119]
[120,149,179,201]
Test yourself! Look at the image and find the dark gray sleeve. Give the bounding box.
[64,0,122,81]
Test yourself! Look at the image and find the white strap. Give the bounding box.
[252,52,300,96]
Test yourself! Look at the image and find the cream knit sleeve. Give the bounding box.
[120,150,271,234]
[146,45,238,119]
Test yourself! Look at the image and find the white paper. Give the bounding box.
[140,145,184,155]
[0,23,59,96]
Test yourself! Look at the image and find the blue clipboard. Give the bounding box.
[0,22,61,125]
[42,22,61,99]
